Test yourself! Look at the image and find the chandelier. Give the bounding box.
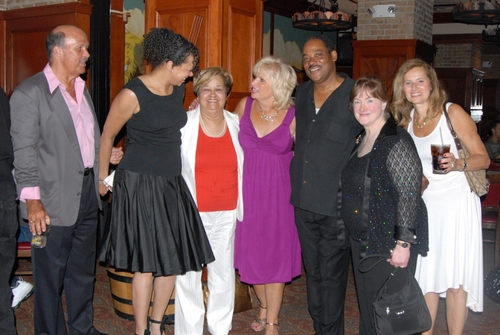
[452,0,500,27]
[292,0,354,32]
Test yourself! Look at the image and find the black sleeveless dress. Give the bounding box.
[99,78,215,276]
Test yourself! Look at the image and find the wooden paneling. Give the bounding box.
[352,39,435,94]
[146,0,263,111]
[110,0,125,103]
[435,68,484,113]
[224,0,263,110]
[2,2,92,95]
[433,33,483,45]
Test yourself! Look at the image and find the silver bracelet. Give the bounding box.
[460,158,467,172]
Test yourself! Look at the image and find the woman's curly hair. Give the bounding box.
[143,28,199,71]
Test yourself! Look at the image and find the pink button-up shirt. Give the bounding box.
[20,64,95,201]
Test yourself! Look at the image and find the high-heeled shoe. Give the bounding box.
[251,305,267,332]
[149,317,165,335]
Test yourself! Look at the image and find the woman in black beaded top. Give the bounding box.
[98,28,214,335]
[340,76,428,335]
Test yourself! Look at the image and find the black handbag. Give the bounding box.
[360,255,432,335]
[485,267,500,305]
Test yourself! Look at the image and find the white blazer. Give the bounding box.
[181,106,244,221]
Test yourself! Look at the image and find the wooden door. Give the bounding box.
[2,2,92,95]
[352,39,435,95]
[145,0,263,111]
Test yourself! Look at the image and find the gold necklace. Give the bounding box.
[260,109,278,123]
[414,115,430,129]
[200,116,226,137]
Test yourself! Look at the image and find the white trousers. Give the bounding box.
[175,210,236,335]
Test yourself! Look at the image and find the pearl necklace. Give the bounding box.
[260,109,278,123]
[200,116,226,137]
[414,115,430,129]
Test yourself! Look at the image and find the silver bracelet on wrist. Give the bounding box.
[460,158,467,172]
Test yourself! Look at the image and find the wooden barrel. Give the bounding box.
[107,267,175,323]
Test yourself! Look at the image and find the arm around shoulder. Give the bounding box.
[232,97,248,120]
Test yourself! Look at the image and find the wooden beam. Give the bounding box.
[433,33,483,44]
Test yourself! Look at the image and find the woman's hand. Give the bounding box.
[421,175,429,195]
[98,180,110,196]
[388,242,411,268]
[110,147,123,165]
[440,151,460,173]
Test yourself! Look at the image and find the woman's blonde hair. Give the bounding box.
[390,59,447,128]
[193,66,233,95]
[252,56,297,110]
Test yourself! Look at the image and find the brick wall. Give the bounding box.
[434,43,475,68]
[1,0,75,10]
[435,43,500,79]
[357,0,433,44]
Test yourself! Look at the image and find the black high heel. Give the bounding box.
[149,317,165,335]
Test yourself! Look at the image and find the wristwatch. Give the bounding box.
[396,241,409,248]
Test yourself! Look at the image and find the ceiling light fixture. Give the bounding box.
[452,0,500,27]
[292,0,354,32]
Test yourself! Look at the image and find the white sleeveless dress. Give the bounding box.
[409,105,483,312]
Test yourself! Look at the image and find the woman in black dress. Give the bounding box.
[98,29,214,335]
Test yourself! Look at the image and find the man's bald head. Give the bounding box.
[46,25,86,63]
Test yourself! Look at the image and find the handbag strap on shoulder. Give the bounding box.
[442,103,463,150]
[442,103,457,138]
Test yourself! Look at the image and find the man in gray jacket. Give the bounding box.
[10,25,105,335]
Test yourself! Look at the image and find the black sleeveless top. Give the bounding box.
[118,77,187,177]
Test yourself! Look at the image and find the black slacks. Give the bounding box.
[350,238,418,335]
[294,208,350,335]
[33,173,100,335]
[0,196,17,335]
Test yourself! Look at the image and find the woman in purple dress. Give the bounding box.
[234,56,302,335]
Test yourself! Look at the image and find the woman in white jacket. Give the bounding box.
[175,67,244,335]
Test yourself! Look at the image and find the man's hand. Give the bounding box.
[26,199,50,235]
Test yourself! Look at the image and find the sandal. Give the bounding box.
[149,317,165,335]
[266,322,279,334]
[251,305,267,332]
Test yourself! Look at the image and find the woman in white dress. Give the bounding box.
[391,58,490,335]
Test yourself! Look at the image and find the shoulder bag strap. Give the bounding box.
[442,103,464,151]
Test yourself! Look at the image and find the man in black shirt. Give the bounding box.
[290,35,362,335]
